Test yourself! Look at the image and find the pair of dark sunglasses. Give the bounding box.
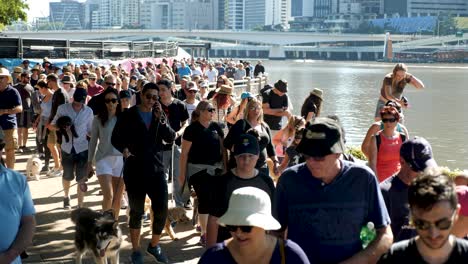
[225,225,253,233]
[382,118,397,123]
[105,98,118,104]
[106,82,116,86]
[413,217,454,231]
[206,108,216,113]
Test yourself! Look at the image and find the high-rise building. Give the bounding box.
[291,0,303,17]
[226,0,244,30]
[123,0,141,27]
[408,0,468,16]
[383,0,407,15]
[245,0,267,29]
[339,0,381,14]
[49,0,85,30]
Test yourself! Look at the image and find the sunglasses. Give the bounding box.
[145,94,159,101]
[413,214,455,231]
[206,108,216,113]
[188,90,197,93]
[382,118,397,123]
[225,225,253,233]
[105,98,118,104]
[106,82,116,86]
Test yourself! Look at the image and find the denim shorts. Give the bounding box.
[62,148,88,182]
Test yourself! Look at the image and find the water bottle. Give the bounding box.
[360,222,376,248]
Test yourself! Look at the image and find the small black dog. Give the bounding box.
[56,116,78,143]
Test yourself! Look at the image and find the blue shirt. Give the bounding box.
[178,66,192,77]
[0,85,22,130]
[275,161,391,264]
[0,165,35,264]
[199,239,310,264]
[138,109,152,129]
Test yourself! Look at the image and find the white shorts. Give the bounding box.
[96,155,124,177]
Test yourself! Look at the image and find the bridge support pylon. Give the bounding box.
[269,45,286,60]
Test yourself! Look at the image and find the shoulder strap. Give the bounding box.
[375,132,381,152]
[279,238,286,264]
[400,132,407,142]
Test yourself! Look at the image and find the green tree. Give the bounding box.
[437,15,457,36]
[0,0,28,29]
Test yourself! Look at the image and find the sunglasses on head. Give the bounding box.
[413,216,454,231]
[105,98,118,104]
[188,90,197,93]
[145,94,158,101]
[206,107,216,113]
[225,225,253,233]
[382,118,397,123]
[106,82,116,86]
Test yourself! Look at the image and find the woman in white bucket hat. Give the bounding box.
[199,186,310,264]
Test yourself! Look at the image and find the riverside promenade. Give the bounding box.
[15,133,204,264]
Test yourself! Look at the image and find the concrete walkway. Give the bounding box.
[14,132,204,264]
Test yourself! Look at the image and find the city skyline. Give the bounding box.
[25,0,86,22]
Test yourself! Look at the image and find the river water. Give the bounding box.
[262,60,468,169]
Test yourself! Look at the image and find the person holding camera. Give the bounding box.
[111,82,175,264]
[374,63,424,122]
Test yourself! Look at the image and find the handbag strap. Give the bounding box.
[279,238,286,264]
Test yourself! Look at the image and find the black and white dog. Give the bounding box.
[71,208,122,264]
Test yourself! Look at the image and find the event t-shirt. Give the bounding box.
[0,165,35,264]
[0,85,22,130]
[161,98,189,149]
[285,145,304,167]
[378,237,468,263]
[380,175,416,242]
[275,161,391,263]
[262,89,288,130]
[183,121,224,165]
[199,239,310,264]
[208,170,276,243]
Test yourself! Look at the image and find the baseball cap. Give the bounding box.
[241,92,254,100]
[274,79,288,93]
[296,117,345,157]
[233,134,260,156]
[400,137,437,172]
[73,88,88,103]
[187,81,198,91]
[200,81,209,88]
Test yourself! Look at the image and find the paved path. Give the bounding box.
[14,132,204,264]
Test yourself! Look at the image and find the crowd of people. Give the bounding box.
[0,58,467,264]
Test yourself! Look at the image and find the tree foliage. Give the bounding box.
[0,0,28,29]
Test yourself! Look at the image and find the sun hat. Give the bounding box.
[217,186,281,230]
[310,88,323,100]
[31,64,41,72]
[215,84,233,95]
[88,72,97,79]
[61,75,74,84]
[241,91,254,100]
[296,117,345,157]
[0,68,13,83]
[400,137,437,172]
[233,134,260,156]
[14,66,23,74]
[274,79,288,93]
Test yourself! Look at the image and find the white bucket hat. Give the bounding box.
[217,187,281,230]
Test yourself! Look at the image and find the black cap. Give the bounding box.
[274,79,288,93]
[233,134,260,156]
[73,88,88,103]
[296,117,345,157]
[400,137,437,172]
[119,90,131,99]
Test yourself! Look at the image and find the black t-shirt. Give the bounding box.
[209,170,276,243]
[262,89,288,130]
[225,67,236,78]
[14,83,34,111]
[285,145,304,167]
[161,98,189,149]
[183,121,224,165]
[380,175,416,242]
[378,237,468,263]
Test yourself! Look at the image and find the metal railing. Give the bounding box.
[0,37,178,59]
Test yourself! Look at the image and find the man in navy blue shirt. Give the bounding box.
[0,68,23,169]
[275,117,393,263]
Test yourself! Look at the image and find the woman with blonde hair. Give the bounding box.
[224,98,278,176]
[272,115,306,162]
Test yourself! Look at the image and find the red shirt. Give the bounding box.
[376,133,402,182]
[87,84,104,97]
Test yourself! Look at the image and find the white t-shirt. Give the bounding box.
[204,69,218,82]
[184,99,199,123]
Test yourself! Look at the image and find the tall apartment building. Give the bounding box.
[339,0,382,14]
[123,0,141,27]
[226,0,245,30]
[49,0,85,30]
[226,0,290,30]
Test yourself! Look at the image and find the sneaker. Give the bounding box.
[198,234,206,247]
[41,165,49,173]
[51,168,63,177]
[18,146,24,153]
[130,251,144,264]
[147,244,168,264]
[63,197,71,209]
